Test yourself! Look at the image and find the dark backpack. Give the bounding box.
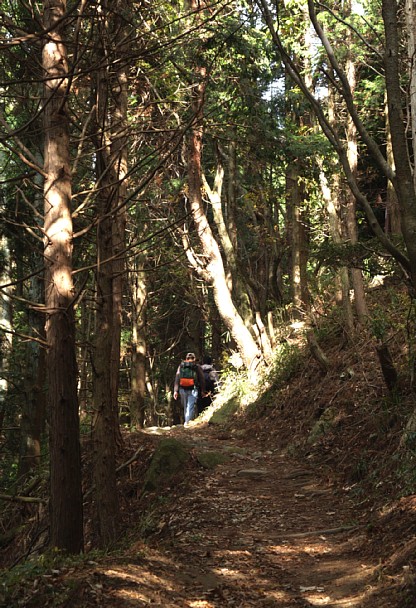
[202,365,216,393]
[179,361,197,388]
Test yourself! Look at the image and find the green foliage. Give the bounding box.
[307,406,338,445]
[0,549,106,608]
[283,130,332,161]
[370,308,390,342]
[392,450,416,498]
[315,239,397,273]
[209,396,240,426]
[266,342,304,388]
[205,342,305,425]
[216,363,256,405]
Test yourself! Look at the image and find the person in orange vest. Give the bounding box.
[174,352,206,426]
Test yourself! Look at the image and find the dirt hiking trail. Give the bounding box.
[56,421,396,608]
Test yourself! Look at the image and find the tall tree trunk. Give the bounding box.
[286,161,309,316]
[91,13,119,545]
[202,151,263,343]
[345,4,368,323]
[184,0,260,370]
[110,1,128,432]
[0,236,12,441]
[187,102,259,368]
[285,58,310,318]
[406,0,416,192]
[92,197,119,545]
[319,166,354,333]
[227,133,238,253]
[18,275,46,479]
[78,296,93,416]
[19,162,47,479]
[129,259,147,429]
[383,0,416,290]
[43,0,83,553]
[325,74,354,329]
[385,97,401,234]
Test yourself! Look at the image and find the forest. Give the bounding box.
[1,0,416,605]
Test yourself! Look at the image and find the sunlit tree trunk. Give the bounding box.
[385,99,401,234]
[286,162,301,314]
[187,161,260,367]
[406,0,416,192]
[345,22,368,324]
[286,161,309,317]
[285,59,310,318]
[184,0,260,370]
[203,150,270,357]
[320,166,354,333]
[0,236,12,440]
[43,0,83,553]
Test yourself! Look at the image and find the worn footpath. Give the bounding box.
[57,421,386,608]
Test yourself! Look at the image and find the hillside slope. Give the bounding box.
[2,284,416,607]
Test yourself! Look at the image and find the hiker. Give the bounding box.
[197,355,220,415]
[173,352,206,426]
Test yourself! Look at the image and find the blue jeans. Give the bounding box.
[179,387,198,423]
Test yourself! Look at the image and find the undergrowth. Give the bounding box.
[209,282,416,511]
[2,283,416,606]
[0,549,106,608]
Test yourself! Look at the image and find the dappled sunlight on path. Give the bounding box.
[68,422,382,608]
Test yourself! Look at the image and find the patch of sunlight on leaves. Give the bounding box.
[201,342,308,427]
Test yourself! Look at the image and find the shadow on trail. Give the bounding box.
[69,422,381,608]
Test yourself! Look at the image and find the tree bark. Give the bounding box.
[385,97,401,234]
[345,21,368,324]
[184,0,260,370]
[203,151,268,350]
[319,163,354,332]
[19,275,46,479]
[91,3,120,546]
[376,342,398,391]
[110,0,128,436]
[19,162,47,479]
[382,0,416,290]
[226,130,239,255]
[0,236,13,444]
[286,161,309,316]
[406,0,416,191]
[285,55,310,318]
[129,259,147,429]
[187,106,260,368]
[43,0,83,553]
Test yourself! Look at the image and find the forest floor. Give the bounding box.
[4,293,416,607]
[11,415,415,608]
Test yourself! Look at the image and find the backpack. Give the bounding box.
[179,361,197,388]
[202,365,216,393]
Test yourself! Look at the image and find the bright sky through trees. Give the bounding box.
[352,1,364,15]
